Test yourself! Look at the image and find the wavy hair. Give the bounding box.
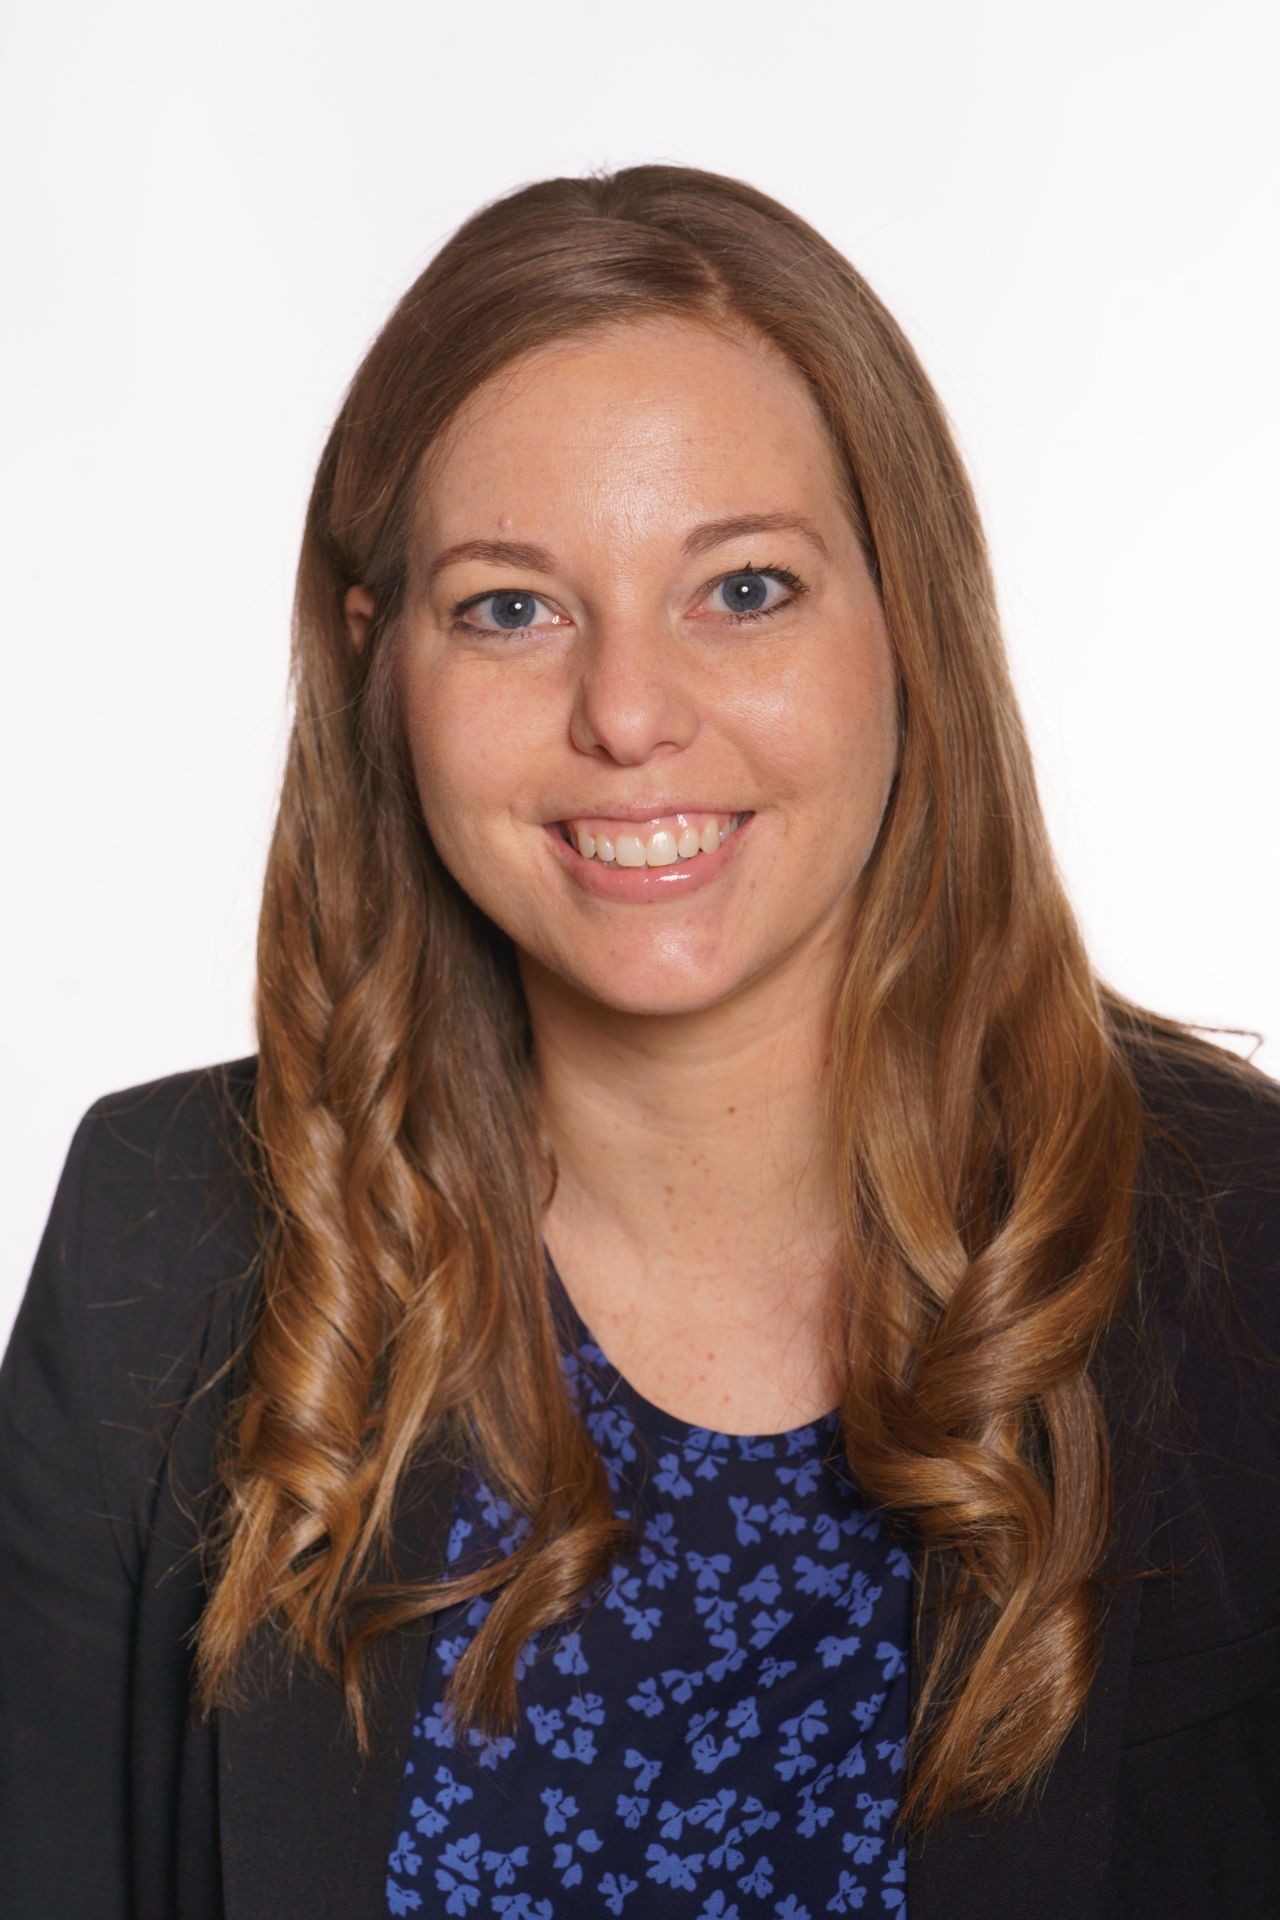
[191,161,1277,1833]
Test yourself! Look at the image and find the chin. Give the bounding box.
[573,955,757,1020]
[517,941,748,1020]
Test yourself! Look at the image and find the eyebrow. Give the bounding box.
[423,511,830,592]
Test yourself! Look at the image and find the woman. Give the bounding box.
[2,161,1277,1920]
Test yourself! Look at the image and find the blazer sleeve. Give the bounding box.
[0,1101,135,1919]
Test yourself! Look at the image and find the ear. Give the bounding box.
[343,584,376,653]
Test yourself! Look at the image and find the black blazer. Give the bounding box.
[2,1051,1278,1919]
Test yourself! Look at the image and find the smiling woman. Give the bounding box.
[2,162,1278,1920]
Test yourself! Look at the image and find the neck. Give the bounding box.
[523,954,845,1328]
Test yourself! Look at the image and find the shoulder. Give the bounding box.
[1108,1048,1280,1888]
[72,1046,265,1349]
[71,1051,264,1356]
[1126,1029,1280,1181]
[1125,1037,1280,1357]
[39,1054,265,1579]
[81,1050,261,1190]
[1118,1039,1280,1662]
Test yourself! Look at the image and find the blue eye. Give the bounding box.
[450,587,570,636]
[449,560,806,638]
[461,589,555,632]
[712,566,803,623]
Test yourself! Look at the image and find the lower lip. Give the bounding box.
[542,814,755,903]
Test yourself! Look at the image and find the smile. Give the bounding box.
[557,810,746,868]
[542,811,755,904]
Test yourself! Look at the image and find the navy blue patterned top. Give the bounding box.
[384,1250,912,1917]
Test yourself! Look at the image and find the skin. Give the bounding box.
[344,317,901,1433]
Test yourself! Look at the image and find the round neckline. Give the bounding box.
[543,1242,843,1457]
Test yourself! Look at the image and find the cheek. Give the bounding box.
[397,670,475,852]
[827,615,899,777]
[737,618,898,804]
[398,660,542,855]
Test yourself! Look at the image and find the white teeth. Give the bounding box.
[566,813,744,867]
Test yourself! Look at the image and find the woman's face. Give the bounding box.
[352,318,900,1020]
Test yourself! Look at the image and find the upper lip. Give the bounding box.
[546,803,751,824]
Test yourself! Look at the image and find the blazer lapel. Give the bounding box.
[906,1216,1176,1920]
[217,1442,463,1918]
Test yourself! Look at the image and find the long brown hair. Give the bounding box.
[191,161,1278,1833]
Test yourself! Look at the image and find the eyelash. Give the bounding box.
[448,560,808,637]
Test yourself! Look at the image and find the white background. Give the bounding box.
[3,0,1277,1346]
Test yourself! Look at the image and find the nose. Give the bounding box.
[567,607,701,766]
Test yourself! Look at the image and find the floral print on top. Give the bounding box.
[384,1249,912,1917]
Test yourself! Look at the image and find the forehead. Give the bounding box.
[413,318,844,540]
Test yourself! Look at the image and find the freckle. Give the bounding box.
[727,1106,736,1115]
